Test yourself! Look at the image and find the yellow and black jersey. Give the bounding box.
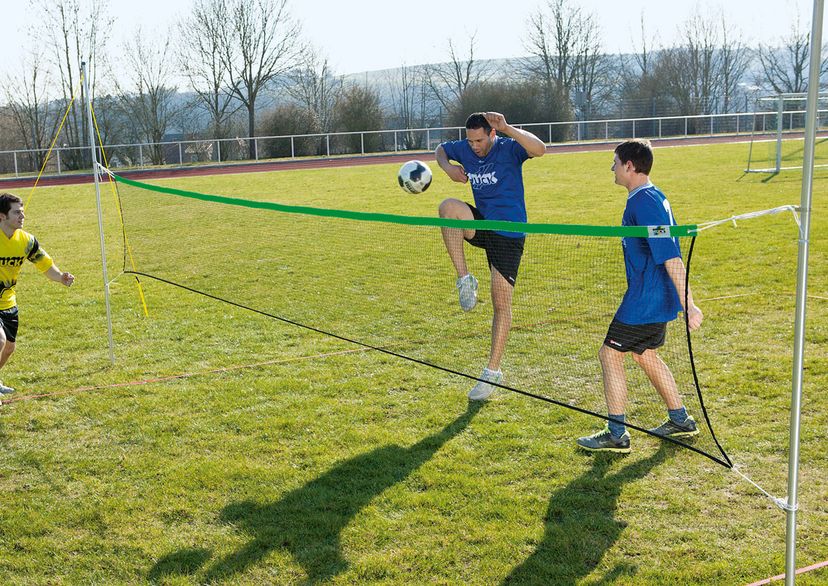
[0,229,54,310]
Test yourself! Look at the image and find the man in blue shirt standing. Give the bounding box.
[577,139,703,453]
[435,112,546,401]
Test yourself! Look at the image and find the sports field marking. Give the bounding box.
[746,559,828,585]
[698,293,827,302]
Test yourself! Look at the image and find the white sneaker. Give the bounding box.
[468,368,502,401]
[0,380,15,395]
[456,273,478,311]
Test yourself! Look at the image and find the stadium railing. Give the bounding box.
[1,109,826,178]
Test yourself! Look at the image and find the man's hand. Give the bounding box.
[445,165,468,184]
[435,144,469,183]
[61,272,75,287]
[484,112,508,132]
[485,111,546,157]
[687,304,703,331]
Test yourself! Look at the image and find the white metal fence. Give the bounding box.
[1,109,825,178]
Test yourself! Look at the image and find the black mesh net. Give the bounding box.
[110,172,730,466]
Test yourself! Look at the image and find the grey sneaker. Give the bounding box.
[649,415,699,438]
[576,426,632,453]
[456,273,478,312]
[468,367,502,401]
[0,381,15,395]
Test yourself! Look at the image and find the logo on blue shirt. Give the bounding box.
[467,171,498,186]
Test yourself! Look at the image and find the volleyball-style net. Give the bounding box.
[107,170,740,465]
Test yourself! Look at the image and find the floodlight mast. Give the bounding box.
[81,61,115,364]
[785,0,823,584]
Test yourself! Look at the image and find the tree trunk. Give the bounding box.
[247,103,256,160]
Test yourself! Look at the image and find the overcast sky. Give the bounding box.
[1,0,824,80]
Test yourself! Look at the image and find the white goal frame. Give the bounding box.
[745,92,828,173]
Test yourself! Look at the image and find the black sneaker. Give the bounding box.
[649,415,699,438]
[576,426,631,453]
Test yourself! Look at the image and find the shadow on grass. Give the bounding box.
[147,548,211,582]
[149,401,482,583]
[503,443,674,585]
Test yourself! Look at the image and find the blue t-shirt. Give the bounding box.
[615,183,683,325]
[441,136,529,237]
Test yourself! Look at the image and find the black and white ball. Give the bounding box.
[397,160,433,194]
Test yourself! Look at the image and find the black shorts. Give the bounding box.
[0,306,19,343]
[603,317,667,355]
[465,204,525,286]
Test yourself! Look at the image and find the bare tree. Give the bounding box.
[260,103,319,157]
[425,35,492,112]
[116,29,180,165]
[655,11,750,116]
[87,92,129,155]
[660,12,720,115]
[758,20,828,94]
[179,0,241,141]
[386,64,430,148]
[35,0,111,168]
[3,56,60,170]
[523,0,601,120]
[334,83,384,153]
[523,0,583,94]
[284,46,342,134]
[570,11,614,120]
[219,0,302,158]
[718,19,751,113]
[630,13,656,78]
[0,110,18,172]
[618,14,661,119]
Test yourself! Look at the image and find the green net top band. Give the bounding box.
[111,173,698,238]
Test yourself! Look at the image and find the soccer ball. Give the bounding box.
[397,160,432,194]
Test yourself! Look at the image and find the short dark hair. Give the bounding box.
[615,139,653,175]
[0,193,22,216]
[465,112,492,134]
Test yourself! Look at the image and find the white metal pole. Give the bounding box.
[784,1,823,584]
[82,61,115,364]
[776,94,784,173]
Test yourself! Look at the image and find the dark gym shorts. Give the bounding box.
[465,204,525,286]
[0,306,19,343]
[603,317,667,355]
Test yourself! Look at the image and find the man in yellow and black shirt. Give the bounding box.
[0,193,74,394]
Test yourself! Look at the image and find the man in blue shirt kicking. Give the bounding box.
[577,139,703,453]
[435,112,546,401]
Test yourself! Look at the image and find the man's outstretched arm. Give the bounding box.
[45,265,74,287]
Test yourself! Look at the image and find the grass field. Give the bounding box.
[0,140,826,584]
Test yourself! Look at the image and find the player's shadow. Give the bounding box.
[195,401,483,583]
[147,548,211,582]
[503,443,673,585]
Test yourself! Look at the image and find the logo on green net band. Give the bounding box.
[647,226,671,238]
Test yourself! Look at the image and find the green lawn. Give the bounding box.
[0,141,826,584]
